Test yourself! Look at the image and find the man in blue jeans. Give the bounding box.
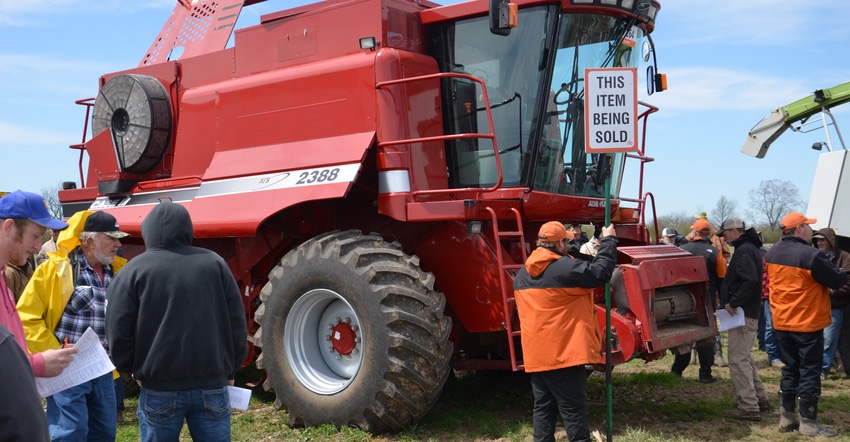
[18,210,129,441]
[812,228,850,379]
[106,201,247,441]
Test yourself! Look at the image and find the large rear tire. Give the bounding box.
[255,230,453,433]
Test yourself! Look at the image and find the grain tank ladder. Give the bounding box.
[485,206,528,371]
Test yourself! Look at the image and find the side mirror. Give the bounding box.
[643,35,666,95]
[489,0,517,36]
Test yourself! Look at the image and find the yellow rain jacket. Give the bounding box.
[16,210,127,354]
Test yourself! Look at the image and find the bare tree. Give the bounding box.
[40,183,63,220]
[747,179,803,230]
[711,196,738,227]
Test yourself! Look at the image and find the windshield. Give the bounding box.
[430,8,642,197]
[536,14,641,197]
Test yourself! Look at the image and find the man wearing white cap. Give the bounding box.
[18,210,129,441]
[766,212,848,436]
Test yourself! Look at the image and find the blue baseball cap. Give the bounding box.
[0,190,68,230]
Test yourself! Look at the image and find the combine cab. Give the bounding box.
[60,0,715,432]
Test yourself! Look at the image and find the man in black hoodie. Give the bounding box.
[106,201,247,441]
[716,217,769,421]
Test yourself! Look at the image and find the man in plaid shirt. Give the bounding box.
[18,210,128,441]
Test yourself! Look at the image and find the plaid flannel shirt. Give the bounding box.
[54,248,114,351]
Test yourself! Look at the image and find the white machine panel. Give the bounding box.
[807,149,850,236]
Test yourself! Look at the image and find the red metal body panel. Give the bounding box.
[415,220,508,333]
[609,246,716,361]
[375,50,447,193]
[59,0,700,384]
[140,0,245,67]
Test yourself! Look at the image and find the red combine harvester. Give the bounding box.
[59,0,715,432]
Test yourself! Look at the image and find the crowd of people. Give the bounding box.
[3,187,850,441]
[0,190,246,441]
[512,212,848,442]
[654,212,850,437]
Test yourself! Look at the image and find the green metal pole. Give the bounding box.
[604,167,613,441]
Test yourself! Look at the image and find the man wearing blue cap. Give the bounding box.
[0,190,77,441]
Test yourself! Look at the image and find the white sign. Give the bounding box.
[584,68,638,153]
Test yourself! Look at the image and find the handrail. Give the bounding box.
[641,191,659,243]
[70,97,97,188]
[376,72,502,200]
[628,101,660,229]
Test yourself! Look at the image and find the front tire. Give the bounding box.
[255,230,452,433]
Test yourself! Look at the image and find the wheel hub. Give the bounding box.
[330,321,357,355]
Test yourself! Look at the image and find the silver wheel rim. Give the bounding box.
[284,288,364,395]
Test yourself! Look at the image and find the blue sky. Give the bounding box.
[2,0,848,222]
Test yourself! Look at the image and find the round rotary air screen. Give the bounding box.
[92,74,172,173]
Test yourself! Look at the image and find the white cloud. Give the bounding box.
[642,67,816,111]
[0,121,74,146]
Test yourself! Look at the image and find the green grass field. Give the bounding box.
[115,345,850,441]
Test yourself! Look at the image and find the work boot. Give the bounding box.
[714,341,727,367]
[723,408,761,421]
[798,397,837,437]
[757,396,771,412]
[779,391,799,432]
[770,359,786,368]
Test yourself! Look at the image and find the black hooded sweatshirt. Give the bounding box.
[720,227,764,319]
[106,201,248,391]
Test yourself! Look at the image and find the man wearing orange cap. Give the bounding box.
[513,221,617,442]
[671,218,727,383]
[685,212,731,264]
[765,212,848,436]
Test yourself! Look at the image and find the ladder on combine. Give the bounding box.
[485,206,528,371]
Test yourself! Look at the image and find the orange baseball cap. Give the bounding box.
[780,212,816,231]
[690,218,712,233]
[538,221,574,242]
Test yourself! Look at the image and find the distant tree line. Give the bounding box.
[651,179,804,245]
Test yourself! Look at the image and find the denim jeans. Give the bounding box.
[46,371,116,442]
[115,375,125,412]
[763,301,781,363]
[822,308,843,374]
[529,366,589,442]
[758,302,766,350]
[138,385,232,442]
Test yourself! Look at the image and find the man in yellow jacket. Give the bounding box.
[17,210,128,441]
[513,221,617,442]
